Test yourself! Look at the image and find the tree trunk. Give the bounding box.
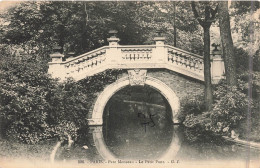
[218,1,237,86]
[203,26,213,111]
[191,2,215,111]
[173,1,177,47]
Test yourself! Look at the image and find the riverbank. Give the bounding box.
[223,136,260,150]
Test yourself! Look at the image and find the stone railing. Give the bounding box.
[48,36,223,82]
[166,45,204,79]
[48,46,109,80]
[63,47,107,78]
[121,46,153,60]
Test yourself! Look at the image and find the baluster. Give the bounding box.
[140,52,144,59]
[96,58,99,65]
[145,53,148,59]
[94,59,97,66]
[199,60,203,71]
[126,52,130,59]
[187,56,191,68]
[182,54,186,66]
[190,57,195,70]
[147,51,151,59]
[194,59,198,70]
[137,51,140,59]
[175,54,179,65]
[181,54,185,66]
[168,54,172,61]
[172,53,176,63]
[198,60,202,72]
[88,61,91,68]
[179,54,183,65]
[184,55,188,67]
[76,64,80,72]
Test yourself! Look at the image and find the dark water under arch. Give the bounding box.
[103,85,174,159]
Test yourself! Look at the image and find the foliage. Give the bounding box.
[0,1,150,56]
[230,1,259,15]
[0,1,204,56]
[46,78,89,129]
[230,2,260,54]
[0,45,53,143]
[183,71,260,141]
[236,71,260,141]
[209,83,249,133]
[178,94,206,123]
[0,45,119,144]
[46,121,79,142]
[234,48,260,73]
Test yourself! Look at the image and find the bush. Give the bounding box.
[209,83,249,134]
[178,94,206,123]
[183,84,249,135]
[235,72,260,141]
[0,46,121,143]
[0,51,54,143]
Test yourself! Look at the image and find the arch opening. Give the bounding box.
[89,76,180,126]
[102,85,174,159]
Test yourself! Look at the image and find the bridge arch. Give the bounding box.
[88,75,180,125]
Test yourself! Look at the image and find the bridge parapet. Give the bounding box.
[48,37,223,82]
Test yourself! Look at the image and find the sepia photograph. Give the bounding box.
[0,0,259,168]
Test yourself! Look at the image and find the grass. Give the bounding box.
[0,138,55,161]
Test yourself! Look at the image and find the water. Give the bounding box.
[55,86,260,163]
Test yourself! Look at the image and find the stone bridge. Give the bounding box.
[48,35,225,125]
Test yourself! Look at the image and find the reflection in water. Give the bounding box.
[91,126,181,161]
[55,86,260,162]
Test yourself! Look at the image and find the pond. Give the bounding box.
[55,86,260,164]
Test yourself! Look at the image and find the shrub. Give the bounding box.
[178,94,206,123]
[0,47,121,143]
[209,82,249,134]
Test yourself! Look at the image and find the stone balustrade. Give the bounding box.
[121,47,153,60]
[63,47,107,77]
[167,45,204,76]
[48,37,223,82]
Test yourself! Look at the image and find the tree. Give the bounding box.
[0,44,121,143]
[137,1,203,52]
[0,1,150,57]
[191,2,218,111]
[218,1,237,87]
